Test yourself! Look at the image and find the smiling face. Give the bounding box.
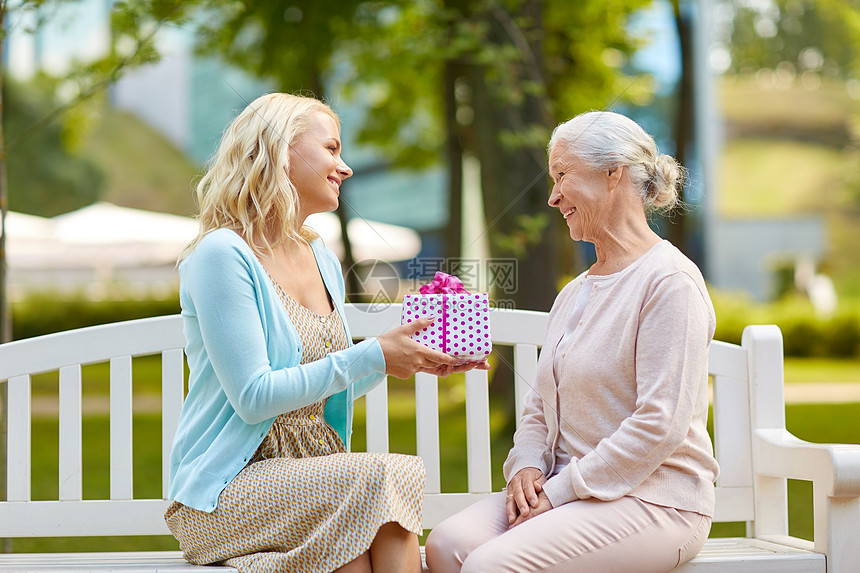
[289,112,353,221]
[547,145,614,244]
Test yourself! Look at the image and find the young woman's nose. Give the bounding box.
[338,159,353,180]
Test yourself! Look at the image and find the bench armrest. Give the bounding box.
[754,428,860,498]
[753,427,860,571]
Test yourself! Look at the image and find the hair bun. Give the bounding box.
[650,154,684,211]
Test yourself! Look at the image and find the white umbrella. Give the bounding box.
[4,212,68,269]
[7,203,420,274]
[5,211,56,241]
[305,212,421,262]
[53,201,199,246]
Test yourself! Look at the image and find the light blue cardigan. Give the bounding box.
[167,228,387,512]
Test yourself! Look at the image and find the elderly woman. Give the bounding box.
[165,93,486,573]
[426,111,719,573]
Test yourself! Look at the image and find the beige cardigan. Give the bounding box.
[503,241,719,516]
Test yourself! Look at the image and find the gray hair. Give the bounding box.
[548,111,685,212]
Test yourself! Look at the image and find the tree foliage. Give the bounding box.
[0,0,199,217]
[0,0,193,342]
[193,0,652,310]
[725,0,860,78]
[2,79,105,216]
[194,0,372,97]
[348,0,652,309]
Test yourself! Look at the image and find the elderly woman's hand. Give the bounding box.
[505,467,548,526]
[508,491,552,528]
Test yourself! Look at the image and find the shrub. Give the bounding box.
[824,314,860,357]
[712,289,860,358]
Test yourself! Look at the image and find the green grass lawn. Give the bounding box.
[784,357,860,384]
[718,139,847,218]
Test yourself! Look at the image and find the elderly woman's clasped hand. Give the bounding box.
[505,467,551,527]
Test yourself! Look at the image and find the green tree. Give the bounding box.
[726,0,860,76]
[0,0,193,341]
[2,79,104,217]
[345,0,652,310]
[196,0,651,308]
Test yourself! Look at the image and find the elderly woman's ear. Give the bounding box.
[607,164,624,191]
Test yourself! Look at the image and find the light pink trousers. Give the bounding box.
[425,492,711,573]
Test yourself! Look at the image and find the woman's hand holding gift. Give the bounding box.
[379,317,490,379]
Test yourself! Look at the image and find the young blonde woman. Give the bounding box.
[165,93,487,573]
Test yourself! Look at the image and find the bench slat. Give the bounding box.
[161,349,185,499]
[415,373,441,494]
[487,308,547,345]
[713,486,755,522]
[676,538,824,572]
[365,378,390,453]
[513,343,538,428]
[465,369,492,493]
[7,374,32,502]
[0,540,822,573]
[423,492,495,528]
[0,551,236,572]
[111,356,134,500]
[0,500,171,537]
[708,341,748,380]
[713,373,754,490]
[0,315,186,379]
[59,364,83,501]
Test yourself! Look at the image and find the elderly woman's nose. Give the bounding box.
[548,188,561,207]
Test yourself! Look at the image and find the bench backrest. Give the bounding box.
[0,306,763,537]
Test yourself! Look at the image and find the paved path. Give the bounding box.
[783,382,860,404]
[26,383,860,419]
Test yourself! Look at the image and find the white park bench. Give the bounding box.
[1,305,859,572]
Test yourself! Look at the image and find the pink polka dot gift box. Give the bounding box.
[401,271,492,363]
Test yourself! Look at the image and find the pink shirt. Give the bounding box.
[503,241,719,516]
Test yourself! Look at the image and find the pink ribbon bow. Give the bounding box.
[419,271,469,295]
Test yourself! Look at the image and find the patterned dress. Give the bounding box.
[165,279,425,572]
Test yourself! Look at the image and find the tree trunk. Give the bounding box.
[467,0,556,313]
[0,3,12,554]
[0,1,9,343]
[669,0,694,257]
[443,58,464,263]
[457,0,555,431]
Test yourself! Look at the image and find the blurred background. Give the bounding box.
[2,0,860,353]
[1,0,859,551]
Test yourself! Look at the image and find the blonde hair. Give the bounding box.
[548,111,685,213]
[180,93,339,261]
